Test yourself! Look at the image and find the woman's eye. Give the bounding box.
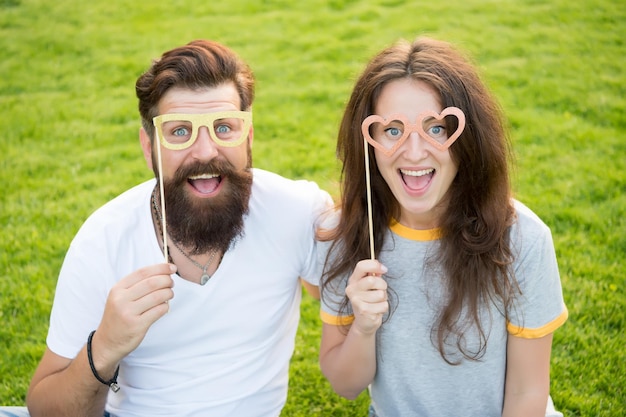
[429,125,446,137]
[385,127,402,139]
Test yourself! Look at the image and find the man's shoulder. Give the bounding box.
[252,168,313,186]
[250,169,333,222]
[251,168,329,200]
[81,180,154,230]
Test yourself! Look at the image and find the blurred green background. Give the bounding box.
[1,0,624,415]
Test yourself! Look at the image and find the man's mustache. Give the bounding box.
[172,159,237,184]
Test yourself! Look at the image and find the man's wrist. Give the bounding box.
[87,330,120,393]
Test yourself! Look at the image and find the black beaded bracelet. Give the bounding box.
[87,330,120,393]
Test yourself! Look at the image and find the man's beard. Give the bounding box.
[159,157,253,255]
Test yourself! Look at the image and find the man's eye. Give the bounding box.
[215,124,231,133]
[173,127,190,137]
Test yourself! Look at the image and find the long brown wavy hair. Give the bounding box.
[320,37,519,364]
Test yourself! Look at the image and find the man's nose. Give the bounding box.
[191,126,220,160]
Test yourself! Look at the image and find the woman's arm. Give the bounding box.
[502,333,553,417]
[319,260,388,399]
[319,322,377,399]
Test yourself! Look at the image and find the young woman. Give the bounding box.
[318,37,568,417]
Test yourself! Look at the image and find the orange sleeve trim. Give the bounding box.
[507,306,569,339]
[320,310,354,326]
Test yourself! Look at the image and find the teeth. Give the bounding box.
[400,168,434,177]
[188,173,219,180]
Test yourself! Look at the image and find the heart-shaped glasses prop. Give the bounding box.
[361,107,466,157]
[361,107,466,259]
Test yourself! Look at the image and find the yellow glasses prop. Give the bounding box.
[361,107,465,157]
[153,111,252,150]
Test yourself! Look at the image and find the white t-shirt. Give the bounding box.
[47,168,332,417]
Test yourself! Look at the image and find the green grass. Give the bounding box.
[1,0,624,415]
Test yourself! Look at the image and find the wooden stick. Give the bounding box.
[364,137,375,260]
[155,139,169,262]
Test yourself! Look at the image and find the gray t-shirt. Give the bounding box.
[321,200,568,417]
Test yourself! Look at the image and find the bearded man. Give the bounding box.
[26,40,332,417]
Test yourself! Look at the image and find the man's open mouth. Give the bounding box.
[188,173,222,194]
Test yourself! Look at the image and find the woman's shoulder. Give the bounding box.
[511,199,551,232]
[509,199,555,251]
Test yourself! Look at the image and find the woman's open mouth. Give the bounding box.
[400,168,434,191]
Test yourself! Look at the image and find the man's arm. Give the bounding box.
[300,278,320,300]
[27,344,114,417]
[27,263,176,417]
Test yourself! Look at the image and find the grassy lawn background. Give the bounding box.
[1,0,624,415]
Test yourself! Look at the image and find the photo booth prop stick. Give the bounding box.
[363,136,376,260]
[360,107,466,259]
[155,137,169,262]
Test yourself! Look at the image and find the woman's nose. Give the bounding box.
[402,131,429,159]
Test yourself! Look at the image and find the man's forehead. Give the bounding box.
[158,83,241,114]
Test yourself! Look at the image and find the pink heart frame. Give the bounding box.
[361,106,466,156]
